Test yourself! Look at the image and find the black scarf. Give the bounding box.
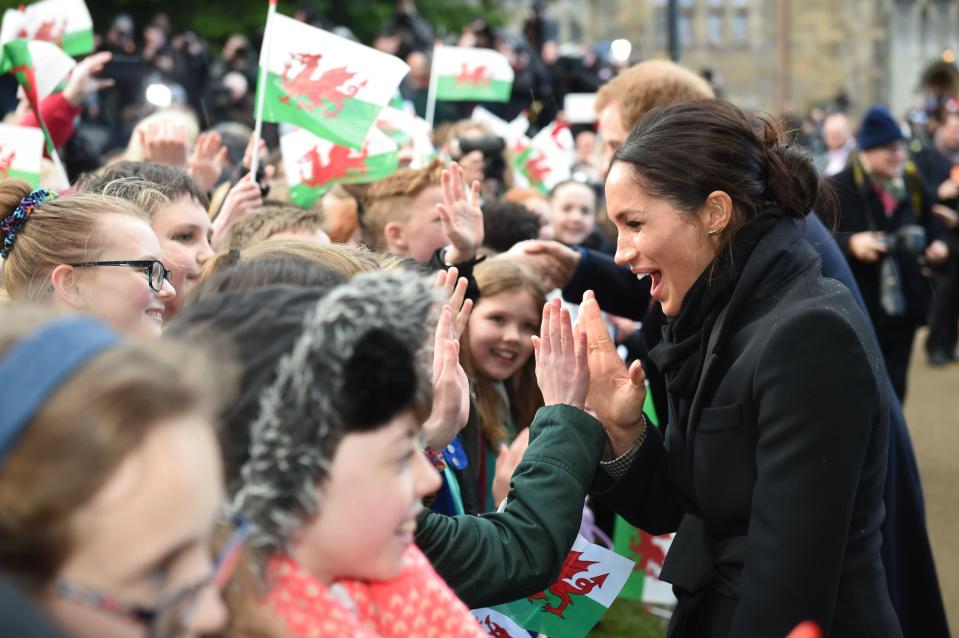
[650,214,781,430]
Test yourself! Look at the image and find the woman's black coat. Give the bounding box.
[593,217,902,637]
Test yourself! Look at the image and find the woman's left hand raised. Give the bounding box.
[532,298,589,410]
[577,291,647,456]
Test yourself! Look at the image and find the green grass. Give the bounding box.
[588,599,668,638]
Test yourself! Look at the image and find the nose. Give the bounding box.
[156,276,177,301]
[613,235,636,267]
[184,585,229,636]
[502,322,521,344]
[413,447,442,499]
[196,239,214,266]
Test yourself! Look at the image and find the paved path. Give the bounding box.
[904,329,959,635]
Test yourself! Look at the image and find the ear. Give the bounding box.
[383,221,409,255]
[50,264,85,310]
[701,191,733,235]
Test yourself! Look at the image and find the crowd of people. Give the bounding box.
[0,3,957,638]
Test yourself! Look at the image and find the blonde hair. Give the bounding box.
[363,159,445,251]
[200,238,380,284]
[0,180,148,300]
[224,204,324,251]
[0,304,225,591]
[461,258,545,448]
[595,60,714,132]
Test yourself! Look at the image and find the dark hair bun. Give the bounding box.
[764,144,821,218]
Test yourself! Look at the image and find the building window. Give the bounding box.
[708,9,724,46]
[731,7,748,44]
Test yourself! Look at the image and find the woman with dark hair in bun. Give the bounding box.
[575,99,902,637]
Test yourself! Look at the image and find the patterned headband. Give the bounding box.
[1,187,57,259]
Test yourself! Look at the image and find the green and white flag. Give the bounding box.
[0,123,45,187]
[281,126,399,207]
[0,0,94,57]
[613,518,676,605]
[374,105,435,168]
[432,45,513,102]
[471,106,529,145]
[474,534,634,638]
[15,40,74,102]
[470,608,530,638]
[257,13,410,150]
[508,120,575,194]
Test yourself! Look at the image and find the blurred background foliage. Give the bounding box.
[0,0,508,48]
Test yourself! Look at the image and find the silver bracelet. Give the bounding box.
[599,414,649,481]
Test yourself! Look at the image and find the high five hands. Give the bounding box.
[577,291,647,456]
[533,293,647,457]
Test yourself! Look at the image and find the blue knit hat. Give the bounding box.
[857,106,905,150]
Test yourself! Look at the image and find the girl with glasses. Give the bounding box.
[0,181,176,338]
[0,305,236,638]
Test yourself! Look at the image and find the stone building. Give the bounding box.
[514,0,959,118]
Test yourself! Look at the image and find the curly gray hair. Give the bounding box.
[230,269,440,561]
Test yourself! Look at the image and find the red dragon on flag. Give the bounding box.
[628,530,667,578]
[455,62,492,86]
[17,18,67,47]
[299,144,368,188]
[527,551,610,619]
[480,616,513,638]
[0,148,15,180]
[280,52,368,118]
[524,153,551,186]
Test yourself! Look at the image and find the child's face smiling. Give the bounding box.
[549,182,596,246]
[293,410,441,584]
[466,289,539,382]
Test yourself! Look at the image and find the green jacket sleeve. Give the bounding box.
[414,404,607,608]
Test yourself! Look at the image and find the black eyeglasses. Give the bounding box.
[70,260,173,293]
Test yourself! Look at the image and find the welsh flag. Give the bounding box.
[281,126,399,207]
[612,518,676,606]
[472,535,634,638]
[0,0,94,57]
[1,39,58,155]
[508,119,577,194]
[0,123,45,187]
[257,12,410,150]
[471,106,529,146]
[432,45,513,102]
[15,40,74,102]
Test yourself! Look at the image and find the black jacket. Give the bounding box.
[594,217,902,637]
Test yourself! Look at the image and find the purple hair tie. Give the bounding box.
[1,187,57,259]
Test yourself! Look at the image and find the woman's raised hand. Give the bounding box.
[576,291,647,456]
[532,298,589,410]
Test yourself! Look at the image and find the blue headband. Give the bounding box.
[0,316,121,464]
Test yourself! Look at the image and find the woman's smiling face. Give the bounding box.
[605,162,720,317]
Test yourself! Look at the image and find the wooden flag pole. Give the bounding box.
[250,0,278,179]
[424,43,440,129]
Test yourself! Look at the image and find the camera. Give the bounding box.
[880,225,926,255]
